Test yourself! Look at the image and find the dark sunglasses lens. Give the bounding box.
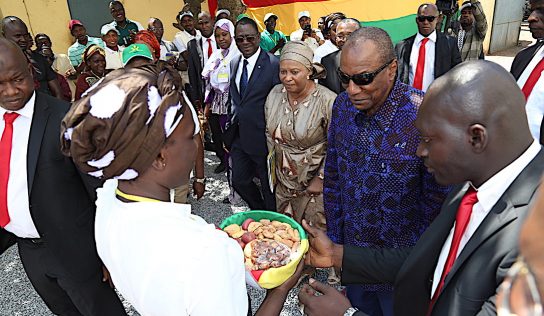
[235,35,256,43]
[352,74,373,86]
[337,70,350,84]
[418,16,436,22]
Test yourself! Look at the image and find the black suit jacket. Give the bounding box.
[0,92,103,282]
[187,37,205,105]
[319,50,344,94]
[344,149,544,316]
[229,49,280,156]
[395,33,462,85]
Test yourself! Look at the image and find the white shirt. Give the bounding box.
[409,31,437,92]
[313,40,338,63]
[289,28,324,41]
[235,47,261,93]
[431,140,541,298]
[173,29,202,53]
[104,46,124,70]
[517,44,544,142]
[0,92,40,238]
[95,180,247,316]
[201,35,218,67]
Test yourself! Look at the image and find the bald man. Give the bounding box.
[1,16,63,99]
[299,61,543,316]
[0,38,126,315]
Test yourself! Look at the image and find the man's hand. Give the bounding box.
[299,278,352,316]
[192,181,205,200]
[102,265,115,288]
[302,220,342,268]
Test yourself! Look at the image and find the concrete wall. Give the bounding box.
[488,0,525,53]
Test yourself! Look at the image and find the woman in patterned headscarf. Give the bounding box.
[74,44,106,100]
[61,62,304,316]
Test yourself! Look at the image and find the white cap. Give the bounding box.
[179,11,194,20]
[101,24,120,36]
[216,9,231,18]
[264,13,278,23]
[460,1,472,11]
[298,11,310,21]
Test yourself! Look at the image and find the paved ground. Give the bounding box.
[486,22,535,70]
[0,152,331,316]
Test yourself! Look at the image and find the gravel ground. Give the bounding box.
[0,152,334,316]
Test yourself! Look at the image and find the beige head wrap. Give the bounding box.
[279,41,326,80]
[61,64,199,180]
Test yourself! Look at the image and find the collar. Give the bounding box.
[76,35,90,46]
[113,18,133,28]
[416,30,437,44]
[264,29,276,36]
[356,80,403,131]
[0,91,36,119]
[202,34,215,42]
[243,47,261,65]
[472,140,541,213]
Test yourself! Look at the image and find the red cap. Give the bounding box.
[68,19,84,31]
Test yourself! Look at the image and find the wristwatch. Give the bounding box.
[343,307,359,316]
[194,177,206,184]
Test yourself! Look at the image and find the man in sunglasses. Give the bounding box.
[322,27,449,316]
[229,17,280,211]
[395,3,461,92]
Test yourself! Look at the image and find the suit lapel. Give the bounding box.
[196,38,204,68]
[434,33,445,77]
[231,55,242,102]
[515,43,543,80]
[443,150,544,290]
[403,36,415,83]
[242,50,266,102]
[27,93,50,193]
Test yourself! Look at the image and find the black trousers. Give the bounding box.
[230,140,276,211]
[17,238,126,316]
[208,113,225,163]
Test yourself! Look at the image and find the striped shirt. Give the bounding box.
[67,36,104,67]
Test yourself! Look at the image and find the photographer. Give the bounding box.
[290,11,324,51]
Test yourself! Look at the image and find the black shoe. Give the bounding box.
[214,163,226,174]
[222,197,230,204]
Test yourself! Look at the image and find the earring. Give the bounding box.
[162,163,166,167]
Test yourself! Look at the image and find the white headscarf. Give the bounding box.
[201,19,240,93]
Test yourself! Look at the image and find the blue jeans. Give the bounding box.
[346,285,394,316]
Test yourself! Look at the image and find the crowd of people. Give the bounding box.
[1,0,544,315]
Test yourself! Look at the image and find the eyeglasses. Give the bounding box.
[337,59,394,86]
[497,257,543,316]
[417,15,437,23]
[235,34,258,43]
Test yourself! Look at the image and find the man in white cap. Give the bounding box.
[260,13,287,56]
[101,24,124,71]
[451,0,487,61]
[216,9,231,21]
[173,11,201,53]
[290,11,324,50]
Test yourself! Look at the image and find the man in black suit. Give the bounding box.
[0,38,126,315]
[298,61,543,316]
[319,18,360,94]
[395,3,461,92]
[229,17,280,211]
[511,0,544,145]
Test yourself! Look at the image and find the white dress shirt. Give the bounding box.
[431,140,541,297]
[201,35,218,67]
[235,47,261,93]
[95,179,248,316]
[409,31,437,92]
[517,44,544,142]
[0,92,40,238]
[313,40,338,63]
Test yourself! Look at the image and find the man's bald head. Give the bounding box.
[0,37,35,111]
[415,61,533,186]
[417,3,438,15]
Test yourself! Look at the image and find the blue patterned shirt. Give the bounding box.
[324,81,450,290]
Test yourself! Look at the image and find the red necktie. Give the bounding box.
[207,38,213,58]
[0,112,20,227]
[522,58,544,100]
[427,187,478,315]
[413,37,429,90]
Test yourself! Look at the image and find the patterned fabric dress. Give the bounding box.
[265,84,337,229]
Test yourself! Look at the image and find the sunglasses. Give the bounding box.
[235,34,258,43]
[417,15,437,23]
[337,59,394,86]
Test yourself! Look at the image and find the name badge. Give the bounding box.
[218,71,229,83]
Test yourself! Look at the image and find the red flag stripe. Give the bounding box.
[208,0,218,17]
[243,0,328,8]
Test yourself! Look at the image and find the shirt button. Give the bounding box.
[355,234,362,241]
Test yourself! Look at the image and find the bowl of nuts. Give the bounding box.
[220,210,309,289]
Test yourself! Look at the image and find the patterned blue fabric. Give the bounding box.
[324,80,450,291]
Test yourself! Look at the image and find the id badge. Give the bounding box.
[218,68,229,83]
